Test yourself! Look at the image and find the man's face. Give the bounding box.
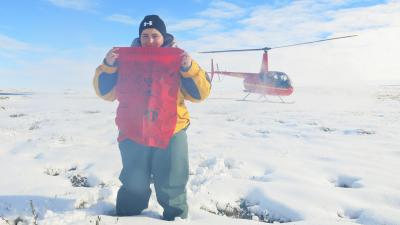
[140,28,164,47]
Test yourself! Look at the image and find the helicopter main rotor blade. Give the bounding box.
[199,35,357,53]
[270,35,358,49]
[199,47,270,53]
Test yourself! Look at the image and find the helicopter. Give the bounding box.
[200,35,357,103]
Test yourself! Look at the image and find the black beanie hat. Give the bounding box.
[139,15,167,38]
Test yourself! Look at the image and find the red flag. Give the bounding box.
[115,47,184,149]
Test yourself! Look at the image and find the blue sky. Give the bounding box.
[1,0,399,89]
[0,0,388,48]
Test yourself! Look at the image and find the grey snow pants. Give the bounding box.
[116,129,189,220]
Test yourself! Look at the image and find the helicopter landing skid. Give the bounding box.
[237,93,295,104]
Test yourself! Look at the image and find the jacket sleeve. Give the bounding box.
[93,60,118,101]
[180,60,211,103]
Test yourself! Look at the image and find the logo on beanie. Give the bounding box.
[143,21,153,27]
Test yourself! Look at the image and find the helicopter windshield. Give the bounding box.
[260,72,291,88]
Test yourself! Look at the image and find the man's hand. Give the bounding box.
[181,52,192,70]
[105,47,119,66]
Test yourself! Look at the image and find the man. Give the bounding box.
[93,15,211,220]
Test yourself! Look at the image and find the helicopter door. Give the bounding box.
[259,73,274,84]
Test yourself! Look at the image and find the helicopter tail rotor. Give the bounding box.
[210,59,223,82]
[211,58,215,82]
[216,63,222,81]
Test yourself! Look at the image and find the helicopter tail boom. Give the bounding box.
[209,59,258,80]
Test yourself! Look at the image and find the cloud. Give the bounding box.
[185,0,400,49]
[324,1,400,32]
[180,1,400,85]
[236,1,400,43]
[105,14,137,25]
[198,1,245,19]
[0,47,104,90]
[0,34,35,59]
[169,19,209,32]
[46,0,95,11]
[189,0,400,48]
[0,34,31,52]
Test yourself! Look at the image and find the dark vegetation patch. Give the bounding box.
[70,174,90,187]
[226,116,239,122]
[201,199,294,223]
[29,121,41,130]
[355,129,375,135]
[255,129,270,135]
[44,166,78,176]
[9,113,26,118]
[377,93,400,101]
[320,127,336,132]
[0,92,32,96]
[250,175,271,182]
[83,110,100,114]
[376,85,400,102]
[44,166,90,187]
[44,168,62,176]
[344,129,375,135]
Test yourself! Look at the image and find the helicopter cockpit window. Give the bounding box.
[259,72,291,87]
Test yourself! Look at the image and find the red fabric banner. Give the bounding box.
[115,47,184,149]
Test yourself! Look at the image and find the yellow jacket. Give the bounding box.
[93,35,211,134]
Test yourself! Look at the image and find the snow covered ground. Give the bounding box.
[1,79,399,225]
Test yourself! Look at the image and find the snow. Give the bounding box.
[1,79,400,225]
